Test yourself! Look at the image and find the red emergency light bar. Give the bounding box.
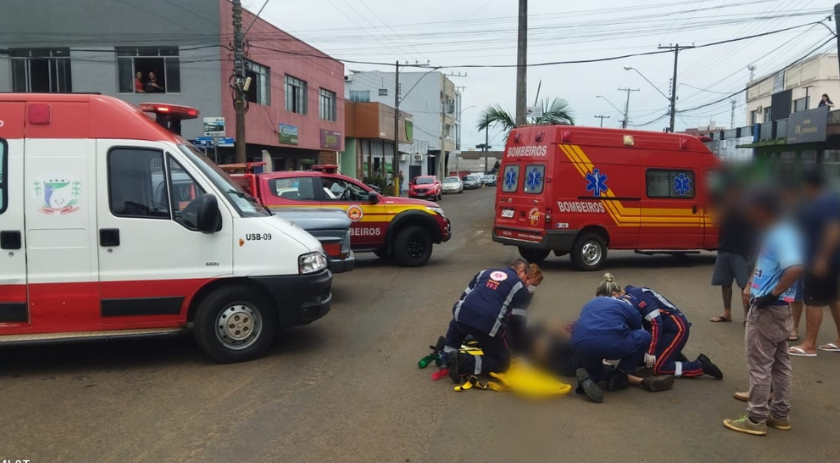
[140,103,199,136]
[311,164,338,173]
[139,103,200,119]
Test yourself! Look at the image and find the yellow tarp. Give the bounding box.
[454,349,572,398]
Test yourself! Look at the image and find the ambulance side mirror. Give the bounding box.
[195,194,222,233]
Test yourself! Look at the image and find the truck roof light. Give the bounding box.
[561,131,572,143]
[139,103,199,120]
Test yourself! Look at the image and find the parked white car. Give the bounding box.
[442,176,464,194]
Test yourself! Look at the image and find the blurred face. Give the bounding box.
[135,72,142,80]
[149,72,156,81]
[526,275,542,287]
[748,206,773,230]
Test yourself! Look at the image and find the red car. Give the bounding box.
[409,176,443,201]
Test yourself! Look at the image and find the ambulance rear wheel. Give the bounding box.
[194,285,278,363]
[394,225,433,267]
[518,247,549,263]
[571,234,607,271]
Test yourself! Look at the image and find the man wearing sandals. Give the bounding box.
[789,170,840,357]
[710,183,754,324]
[724,189,803,436]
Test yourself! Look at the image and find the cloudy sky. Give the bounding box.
[249,0,835,149]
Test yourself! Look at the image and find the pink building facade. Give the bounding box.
[218,0,345,170]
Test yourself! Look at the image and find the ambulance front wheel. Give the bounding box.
[194,285,278,363]
[571,234,607,271]
[518,247,549,263]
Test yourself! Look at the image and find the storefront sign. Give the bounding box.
[203,117,225,137]
[278,124,299,145]
[320,129,342,150]
[787,108,828,144]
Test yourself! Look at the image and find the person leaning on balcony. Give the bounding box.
[818,94,834,108]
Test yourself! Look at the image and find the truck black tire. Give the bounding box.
[518,247,550,263]
[394,225,433,267]
[194,285,278,363]
[571,233,607,271]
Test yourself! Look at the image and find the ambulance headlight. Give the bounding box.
[426,206,445,217]
[299,251,327,274]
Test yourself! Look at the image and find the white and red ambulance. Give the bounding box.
[0,93,332,363]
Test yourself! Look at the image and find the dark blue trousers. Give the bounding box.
[654,314,704,377]
[573,329,651,383]
[444,319,511,375]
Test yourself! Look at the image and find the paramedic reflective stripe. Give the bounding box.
[643,288,678,310]
[645,309,661,321]
[455,270,486,321]
[511,308,527,317]
[474,355,483,375]
[675,362,683,377]
[489,281,524,337]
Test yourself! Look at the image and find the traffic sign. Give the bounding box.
[193,136,234,148]
[203,117,225,137]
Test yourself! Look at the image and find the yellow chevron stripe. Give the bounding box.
[556,144,713,227]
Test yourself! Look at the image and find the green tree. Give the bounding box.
[477,97,575,138]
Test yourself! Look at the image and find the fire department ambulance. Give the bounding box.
[0,94,331,363]
[493,126,720,270]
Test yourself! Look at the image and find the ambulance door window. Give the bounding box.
[166,155,207,230]
[502,165,520,193]
[268,177,317,201]
[645,169,695,199]
[0,139,6,214]
[108,148,171,219]
[523,165,545,194]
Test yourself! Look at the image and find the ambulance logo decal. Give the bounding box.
[347,205,364,222]
[504,167,518,189]
[34,175,81,215]
[528,207,541,226]
[585,168,608,197]
[489,271,508,282]
[525,167,543,192]
[674,173,692,196]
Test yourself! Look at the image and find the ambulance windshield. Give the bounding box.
[178,144,269,218]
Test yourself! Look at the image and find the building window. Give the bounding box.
[284,75,308,114]
[349,90,370,103]
[245,60,270,106]
[750,110,759,125]
[646,169,695,198]
[319,88,337,122]
[763,107,772,123]
[11,49,72,93]
[793,97,809,113]
[117,47,180,94]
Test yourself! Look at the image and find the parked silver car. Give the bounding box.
[463,174,482,190]
[442,176,464,194]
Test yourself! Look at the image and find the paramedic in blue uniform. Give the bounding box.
[596,274,724,380]
[571,291,656,403]
[443,259,530,383]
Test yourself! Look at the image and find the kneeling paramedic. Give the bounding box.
[596,274,724,380]
[443,260,530,383]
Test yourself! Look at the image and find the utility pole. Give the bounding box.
[393,61,401,195]
[232,0,247,164]
[483,127,490,173]
[439,96,447,179]
[594,115,610,127]
[515,0,528,126]
[618,88,640,129]
[835,4,840,81]
[730,99,737,129]
[658,43,695,133]
[747,64,757,82]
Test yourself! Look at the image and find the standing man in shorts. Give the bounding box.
[789,170,840,357]
[711,186,754,323]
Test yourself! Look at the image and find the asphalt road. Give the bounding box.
[2,187,839,463]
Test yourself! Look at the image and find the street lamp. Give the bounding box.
[595,94,624,114]
[623,66,670,102]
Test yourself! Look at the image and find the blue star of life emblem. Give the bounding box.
[674,173,691,196]
[504,168,517,189]
[526,168,543,191]
[585,168,608,197]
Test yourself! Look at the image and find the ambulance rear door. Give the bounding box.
[496,158,550,242]
[0,105,29,326]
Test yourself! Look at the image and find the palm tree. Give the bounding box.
[477,97,574,138]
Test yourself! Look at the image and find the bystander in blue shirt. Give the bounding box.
[751,220,803,304]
